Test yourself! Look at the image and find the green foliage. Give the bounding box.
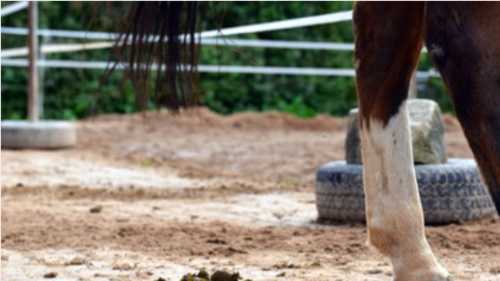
[1,2,451,120]
[275,96,316,118]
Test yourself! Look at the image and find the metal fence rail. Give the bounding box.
[1,58,440,79]
[0,1,28,17]
[1,27,357,57]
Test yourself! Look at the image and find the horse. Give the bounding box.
[114,2,500,280]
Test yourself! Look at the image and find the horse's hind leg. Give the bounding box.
[354,3,450,281]
[426,3,500,213]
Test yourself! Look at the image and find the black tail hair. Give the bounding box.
[111,1,200,110]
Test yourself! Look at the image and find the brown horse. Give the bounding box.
[115,2,500,280]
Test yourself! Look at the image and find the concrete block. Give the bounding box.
[2,120,77,149]
[345,99,447,164]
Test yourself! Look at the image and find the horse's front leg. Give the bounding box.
[353,3,450,281]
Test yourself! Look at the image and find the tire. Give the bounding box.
[315,159,497,225]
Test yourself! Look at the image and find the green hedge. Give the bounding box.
[1,2,453,120]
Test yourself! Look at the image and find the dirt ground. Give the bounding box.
[2,108,499,281]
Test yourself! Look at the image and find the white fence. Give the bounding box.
[1,5,358,75]
[0,2,437,120]
[1,2,435,77]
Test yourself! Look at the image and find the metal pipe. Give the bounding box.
[1,58,441,79]
[27,1,39,121]
[0,1,28,17]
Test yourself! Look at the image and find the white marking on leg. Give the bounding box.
[360,101,449,280]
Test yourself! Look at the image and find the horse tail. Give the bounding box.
[111,1,201,110]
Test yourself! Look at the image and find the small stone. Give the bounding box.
[206,238,226,245]
[211,270,240,281]
[273,262,300,269]
[310,261,321,267]
[135,271,154,278]
[365,269,383,274]
[89,205,103,213]
[112,261,134,270]
[65,256,86,266]
[43,272,57,278]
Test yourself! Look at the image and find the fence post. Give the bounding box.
[27,1,39,121]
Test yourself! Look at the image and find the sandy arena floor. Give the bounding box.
[2,108,499,281]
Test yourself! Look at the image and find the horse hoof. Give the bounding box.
[394,266,453,281]
[394,271,452,281]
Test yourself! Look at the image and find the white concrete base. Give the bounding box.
[1,120,76,149]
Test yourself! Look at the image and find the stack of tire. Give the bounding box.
[315,100,497,225]
[316,159,496,224]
